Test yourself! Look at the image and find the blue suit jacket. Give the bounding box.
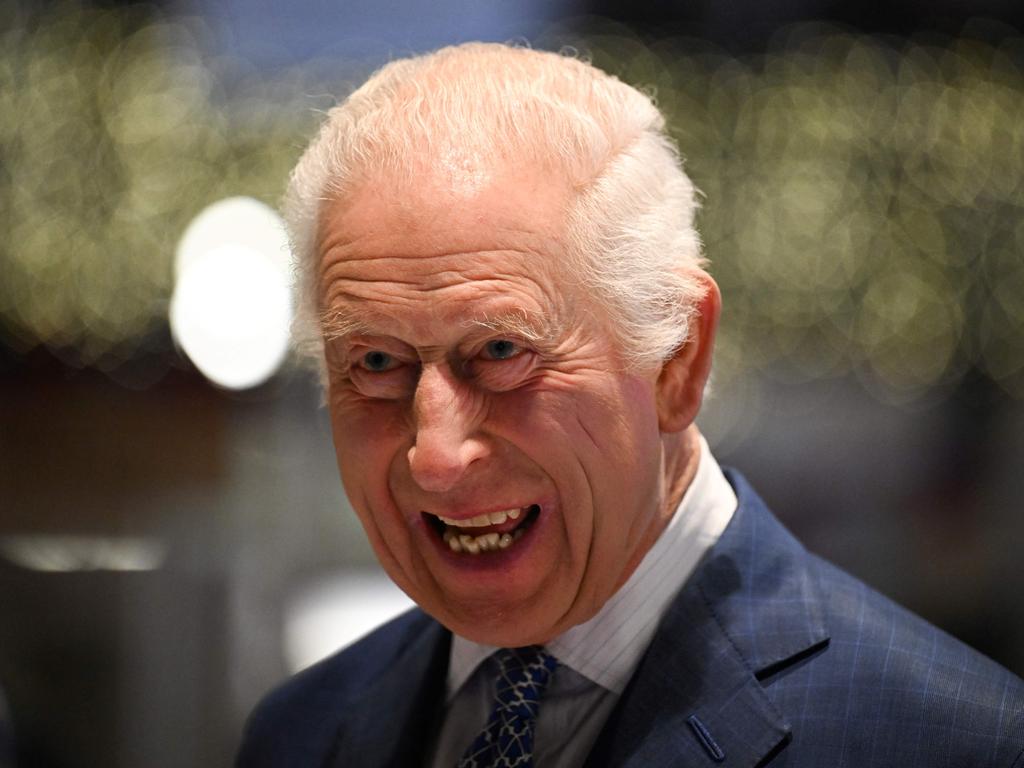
[238,472,1024,767]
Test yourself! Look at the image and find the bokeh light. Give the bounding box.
[0,1,313,377]
[170,197,292,389]
[0,535,166,572]
[2,4,1024,402]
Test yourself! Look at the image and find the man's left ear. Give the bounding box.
[655,271,721,433]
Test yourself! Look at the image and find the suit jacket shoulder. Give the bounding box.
[786,548,1024,766]
[586,469,1024,767]
[236,607,450,768]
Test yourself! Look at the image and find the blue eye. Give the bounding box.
[482,339,521,360]
[361,351,396,372]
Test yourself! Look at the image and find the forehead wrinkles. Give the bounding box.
[319,254,572,345]
[320,251,557,308]
[320,245,554,288]
[314,169,580,345]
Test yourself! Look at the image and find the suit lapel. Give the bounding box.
[583,580,792,767]
[696,471,830,681]
[585,471,829,767]
[329,618,451,768]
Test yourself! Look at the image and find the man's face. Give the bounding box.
[317,171,673,646]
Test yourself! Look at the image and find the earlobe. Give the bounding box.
[655,272,721,433]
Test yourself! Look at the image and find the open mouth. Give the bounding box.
[425,504,541,555]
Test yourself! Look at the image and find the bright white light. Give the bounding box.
[175,196,290,276]
[170,197,293,390]
[170,243,291,389]
[283,572,415,673]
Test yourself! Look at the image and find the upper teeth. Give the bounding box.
[438,507,523,528]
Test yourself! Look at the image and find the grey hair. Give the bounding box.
[285,42,707,374]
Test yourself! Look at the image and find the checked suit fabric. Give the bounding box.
[456,647,559,768]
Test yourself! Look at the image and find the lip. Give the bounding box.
[425,505,534,538]
[423,502,537,524]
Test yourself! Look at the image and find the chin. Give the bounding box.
[436,601,563,647]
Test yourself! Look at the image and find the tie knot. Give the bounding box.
[491,646,558,720]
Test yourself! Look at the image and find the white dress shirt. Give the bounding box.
[430,436,738,767]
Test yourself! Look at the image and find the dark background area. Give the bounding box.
[590,0,1024,47]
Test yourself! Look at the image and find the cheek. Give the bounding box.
[330,405,416,574]
[330,399,409,495]
[617,377,662,447]
[487,377,660,470]
[559,378,662,511]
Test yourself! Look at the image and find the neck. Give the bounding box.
[661,425,702,522]
[603,424,704,614]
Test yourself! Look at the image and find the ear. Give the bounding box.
[655,271,721,433]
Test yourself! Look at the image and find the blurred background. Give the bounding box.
[2,0,1024,765]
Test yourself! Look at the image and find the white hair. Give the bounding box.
[285,42,707,374]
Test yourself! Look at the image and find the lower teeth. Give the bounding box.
[444,527,524,554]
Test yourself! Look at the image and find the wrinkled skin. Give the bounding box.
[317,169,718,646]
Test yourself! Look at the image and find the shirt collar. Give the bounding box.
[446,434,737,699]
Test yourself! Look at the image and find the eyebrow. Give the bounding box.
[462,308,560,344]
[319,306,373,343]
[318,304,561,346]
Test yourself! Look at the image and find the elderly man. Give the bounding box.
[238,43,1024,767]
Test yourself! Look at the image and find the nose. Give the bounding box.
[407,364,489,493]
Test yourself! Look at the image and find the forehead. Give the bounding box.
[315,169,576,336]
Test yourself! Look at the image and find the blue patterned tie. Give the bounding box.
[456,646,559,768]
